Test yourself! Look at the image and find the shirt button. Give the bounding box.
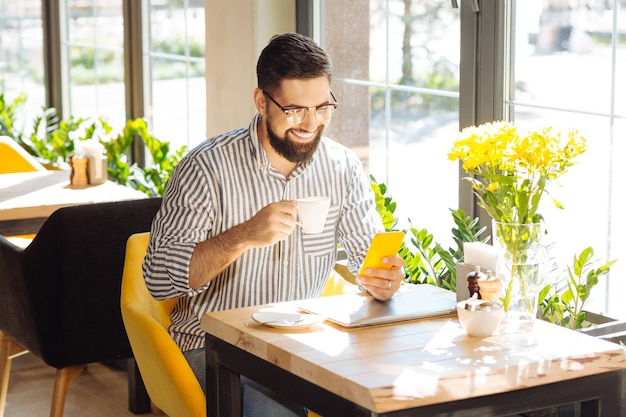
[283,261,289,266]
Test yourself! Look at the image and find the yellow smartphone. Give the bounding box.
[358,231,405,277]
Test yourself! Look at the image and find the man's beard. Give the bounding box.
[266,119,323,163]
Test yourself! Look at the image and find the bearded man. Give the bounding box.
[143,32,404,417]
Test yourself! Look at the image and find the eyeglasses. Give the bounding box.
[262,90,338,125]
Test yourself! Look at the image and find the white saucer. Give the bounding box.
[251,311,326,329]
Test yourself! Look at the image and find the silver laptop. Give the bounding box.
[299,284,457,328]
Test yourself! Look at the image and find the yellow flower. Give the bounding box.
[486,182,498,192]
[448,121,587,224]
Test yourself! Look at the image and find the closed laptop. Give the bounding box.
[299,284,457,328]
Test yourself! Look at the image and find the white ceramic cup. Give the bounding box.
[456,300,504,337]
[296,196,330,234]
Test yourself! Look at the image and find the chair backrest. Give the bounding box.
[0,197,162,368]
[0,136,46,173]
[121,232,205,417]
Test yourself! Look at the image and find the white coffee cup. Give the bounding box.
[296,196,330,234]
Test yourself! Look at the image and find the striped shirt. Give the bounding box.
[142,114,382,351]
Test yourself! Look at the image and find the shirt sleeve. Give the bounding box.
[142,155,215,299]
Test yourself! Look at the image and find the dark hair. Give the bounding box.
[256,32,332,94]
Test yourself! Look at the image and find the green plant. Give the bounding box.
[369,176,487,291]
[538,247,616,329]
[402,227,452,289]
[3,93,186,197]
[369,176,399,231]
[25,109,106,167]
[0,93,28,138]
[401,209,487,291]
[102,118,187,196]
[2,94,110,167]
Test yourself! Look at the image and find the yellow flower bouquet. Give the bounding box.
[448,121,587,329]
[448,121,587,225]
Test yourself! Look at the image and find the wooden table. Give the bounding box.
[201,293,626,417]
[0,170,147,235]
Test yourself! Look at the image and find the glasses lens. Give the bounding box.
[286,108,308,125]
[315,105,335,121]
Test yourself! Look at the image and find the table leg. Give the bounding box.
[580,401,600,416]
[206,338,242,417]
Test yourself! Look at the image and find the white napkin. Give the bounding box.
[463,242,497,272]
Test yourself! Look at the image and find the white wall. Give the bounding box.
[204,0,296,137]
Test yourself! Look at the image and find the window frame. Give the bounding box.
[458,0,507,232]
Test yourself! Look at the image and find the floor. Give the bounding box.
[4,353,157,417]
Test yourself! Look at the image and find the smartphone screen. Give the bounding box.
[358,231,405,277]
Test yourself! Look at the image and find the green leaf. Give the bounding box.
[561,288,574,305]
[550,195,564,210]
[578,247,594,265]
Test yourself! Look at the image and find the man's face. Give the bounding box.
[262,77,333,164]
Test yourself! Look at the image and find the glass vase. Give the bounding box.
[492,221,550,333]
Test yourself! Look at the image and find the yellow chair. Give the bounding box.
[121,232,356,417]
[121,232,205,417]
[0,136,45,246]
[0,136,45,174]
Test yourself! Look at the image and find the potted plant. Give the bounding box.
[1,93,186,197]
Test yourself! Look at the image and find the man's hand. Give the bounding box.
[240,200,298,247]
[356,256,405,301]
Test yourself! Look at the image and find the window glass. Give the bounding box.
[617,3,626,117]
[0,0,45,135]
[321,0,460,244]
[509,0,626,316]
[64,0,126,129]
[1,0,206,168]
[144,0,206,150]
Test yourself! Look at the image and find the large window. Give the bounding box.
[3,1,624,318]
[0,0,204,156]
[317,0,625,318]
[320,0,461,244]
[506,0,625,315]
[144,0,206,150]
